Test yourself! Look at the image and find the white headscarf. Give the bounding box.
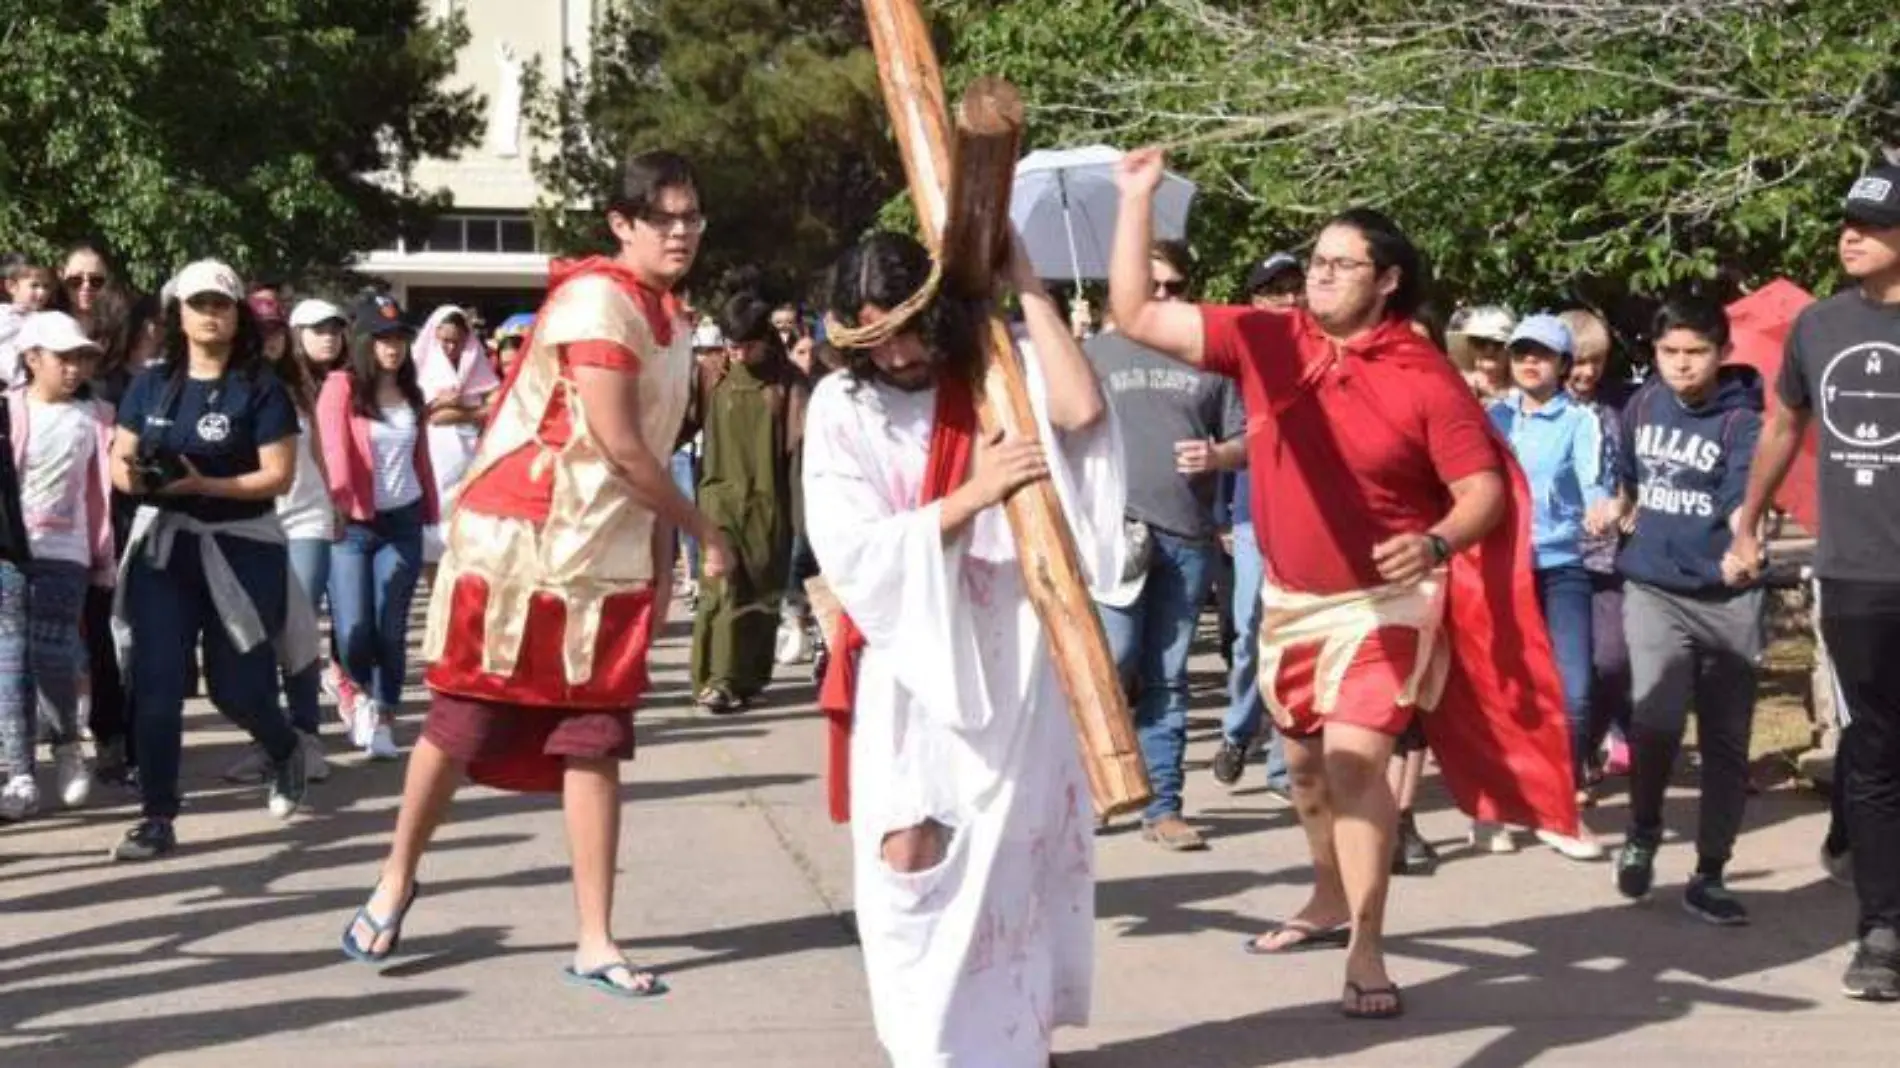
[413,304,500,402]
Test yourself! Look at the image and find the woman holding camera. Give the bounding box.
[108,260,310,861]
[317,294,437,761]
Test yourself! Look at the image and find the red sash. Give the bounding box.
[818,374,977,824]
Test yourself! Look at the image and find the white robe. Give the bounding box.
[801,350,1126,1068]
[413,305,502,561]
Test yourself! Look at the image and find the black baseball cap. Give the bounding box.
[1844,164,1900,230]
[1245,252,1303,294]
[352,292,415,338]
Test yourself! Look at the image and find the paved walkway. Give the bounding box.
[0,601,1888,1067]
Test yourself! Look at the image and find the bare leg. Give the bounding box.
[1248,732,1351,950]
[1395,749,1424,812]
[351,736,463,952]
[1325,723,1402,1015]
[564,756,658,992]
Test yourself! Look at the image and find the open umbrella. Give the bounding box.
[1726,278,1818,532]
[1011,145,1196,282]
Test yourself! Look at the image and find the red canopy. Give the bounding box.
[1726,279,1819,532]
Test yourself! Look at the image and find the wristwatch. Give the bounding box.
[1425,533,1452,566]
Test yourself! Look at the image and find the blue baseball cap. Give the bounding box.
[1507,313,1575,358]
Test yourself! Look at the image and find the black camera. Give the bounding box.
[132,450,190,490]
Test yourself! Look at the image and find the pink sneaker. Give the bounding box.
[1603,735,1631,777]
[329,664,362,730]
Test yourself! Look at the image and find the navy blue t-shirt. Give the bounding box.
[116,365,299,523]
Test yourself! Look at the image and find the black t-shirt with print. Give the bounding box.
[116,365,299,524]
[1777,289,1900,582]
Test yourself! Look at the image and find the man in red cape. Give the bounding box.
[1110,148,1576,1021]
[338,151,732,1001]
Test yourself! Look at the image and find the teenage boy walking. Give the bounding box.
[1589,297,1765,925]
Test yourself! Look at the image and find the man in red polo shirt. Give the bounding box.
[1109,147,1577,1020]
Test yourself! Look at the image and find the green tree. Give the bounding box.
[524,0,898,301]
[0,1,482,290]
[940,0,1899,321]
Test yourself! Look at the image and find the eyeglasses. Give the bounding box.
[638,210,708,235]
[1153,278,1188,299]
[63,273,106,289]
[1306,256,1375,276]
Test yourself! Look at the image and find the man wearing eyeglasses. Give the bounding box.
[1085,239,1246,851]
[1109,147,1580,1021]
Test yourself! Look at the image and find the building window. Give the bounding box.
[408,213,543,254]
[500,219,537,254]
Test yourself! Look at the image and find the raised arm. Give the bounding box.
[1108,148,1207,366]
[1006,233,1104,433]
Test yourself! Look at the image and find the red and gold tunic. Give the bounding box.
[420,257,693,788]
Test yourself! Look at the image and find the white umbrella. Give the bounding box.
[1010,145,1197,282]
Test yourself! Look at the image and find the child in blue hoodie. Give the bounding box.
[1588,297,1764,926]
[1488,313,1611,860]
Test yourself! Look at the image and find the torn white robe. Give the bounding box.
[802,352,1125,1068]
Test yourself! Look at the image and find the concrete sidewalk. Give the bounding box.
[0,605,1888,1067]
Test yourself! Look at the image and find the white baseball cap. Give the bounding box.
[289,298,347,329]
[16,311,101,356]
[171,259,244,303]
[1456,305,1517,345]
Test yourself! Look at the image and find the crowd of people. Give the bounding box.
[3,144,1897,1067]
[0,245,531,859]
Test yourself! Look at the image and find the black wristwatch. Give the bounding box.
[1425,533,1452,566]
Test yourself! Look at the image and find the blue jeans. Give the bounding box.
[126,532,299,820]
[1098,529,1217,822]
[282,538,331,734]
[330,503,423,709]
[1219,523,1288,789]
[1535,565,1595,787]
[671,450,699,579]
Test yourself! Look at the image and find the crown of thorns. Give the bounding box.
[822,258,943,351]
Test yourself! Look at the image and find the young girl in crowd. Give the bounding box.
[318,294,437,761]
[109,261,309,860]
[1,254,56,385]
[291,299,359,723]
[0,313,114,819]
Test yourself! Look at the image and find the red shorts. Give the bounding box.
[1266,625,1422,740]
[423,692,634,794]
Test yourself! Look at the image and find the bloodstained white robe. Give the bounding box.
[802,350,1125,1068]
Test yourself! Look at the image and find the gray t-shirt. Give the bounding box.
[1777,289,1900,582]
[1087,331,1244,539]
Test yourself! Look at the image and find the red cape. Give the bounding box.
[1365,327,1579,837]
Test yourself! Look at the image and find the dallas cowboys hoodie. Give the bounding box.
[1615,366,1764,594]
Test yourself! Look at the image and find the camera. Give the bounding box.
[132,450,190,491]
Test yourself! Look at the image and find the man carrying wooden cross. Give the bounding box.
[804,228,1125,1065]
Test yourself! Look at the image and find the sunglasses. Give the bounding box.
[1153,279,1188,298]
[63,273,107,289]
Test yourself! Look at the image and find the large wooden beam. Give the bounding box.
[861,0,1151,819]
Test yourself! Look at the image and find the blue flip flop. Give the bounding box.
[341,881,421,964]
[562,960,670,1000]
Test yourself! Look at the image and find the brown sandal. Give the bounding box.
[1340,980,1405,1019]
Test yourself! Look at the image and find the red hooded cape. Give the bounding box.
[817,373,977,824]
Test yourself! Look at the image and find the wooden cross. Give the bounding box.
[861,0,1151,818]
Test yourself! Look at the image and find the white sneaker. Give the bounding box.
[351,700,379,749]
[1536,828,1606,861]
[53,743,92,809]
[300,731,330,782]
[367,723,399,761]
[222,743,273,784]
[0,774,40,821]
[1469,821,1517,854]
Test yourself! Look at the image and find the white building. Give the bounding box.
[358,0,598,325]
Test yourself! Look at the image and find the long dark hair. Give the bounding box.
[157,295,267,384]
[348,331,426,421]
[82,282,154,391]
[266,334,319,414]
[719,293,791,375]
[825,231,980,387]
